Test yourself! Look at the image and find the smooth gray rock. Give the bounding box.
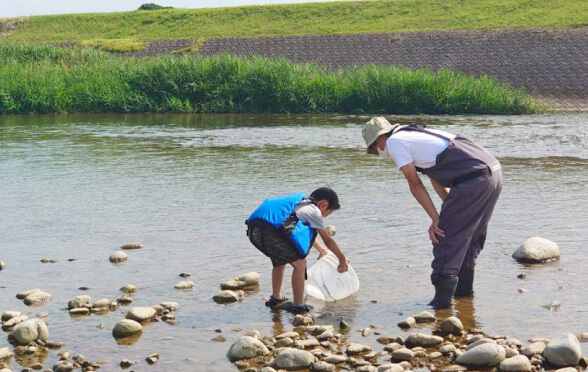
[226,336,270,361]
[522,342,546,357]
[346,343,372,355]
[405,333,444,348]
[391,348,414,361]
[498,355,532,372]
[16,289,41,300]
[109,251,128,263]
[505,348,520,358]
[92,298,110,308]
[112,319,142,338]
[1,311,22,322]
[311,361,335,372]
[10,319,49,345]
[0,347,13,359]
[467,338,497,350]
[213,290,244,304]
[397,316,416,329]
[126,307,156,323]
[120,243,142,250]
[68,308,90,315]
[323,353,348,364]
[543,333,581,367]
[456,343,506,367]
[0,261,5,270]
[174,281,195,289]
[2,314,28,331]
[52,360,74,372]
[440,344,457,355]
[377,364,404,372]
[272,348,314,370]
[120,284,137,293]
[512,237,560,263]
[412,311,437,322]
[160,301,179,311]
[221,272,260,289]
[441,316,464,335]
[68,295,91,309]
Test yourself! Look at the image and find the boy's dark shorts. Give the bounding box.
[247,220,305,267]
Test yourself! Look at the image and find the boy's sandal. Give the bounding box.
[290,304,314,314]
[265,295,289,308]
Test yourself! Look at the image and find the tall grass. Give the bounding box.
[0,44,541,115]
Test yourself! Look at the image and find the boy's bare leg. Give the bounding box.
[290,259,306,306]
[272,264,286,300]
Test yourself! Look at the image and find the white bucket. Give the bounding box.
[305,253,359,302]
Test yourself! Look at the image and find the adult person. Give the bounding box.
[362,117,502,309]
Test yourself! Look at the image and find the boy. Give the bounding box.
[246,187,350,314]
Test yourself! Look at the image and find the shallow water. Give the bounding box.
[0,113,587,371]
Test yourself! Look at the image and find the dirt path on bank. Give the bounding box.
[132,28,588,112]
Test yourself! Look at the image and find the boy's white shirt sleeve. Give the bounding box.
[295,204,326,230]
[386,137,414,170]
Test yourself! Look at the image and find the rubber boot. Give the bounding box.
[454,268,475,298]
[428,276,458,309]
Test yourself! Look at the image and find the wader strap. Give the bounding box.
[395,124,452,174]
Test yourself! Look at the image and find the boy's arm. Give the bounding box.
[312,239,328,260]
[317,229,349,272]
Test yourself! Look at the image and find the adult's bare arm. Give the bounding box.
[400,162,445,243]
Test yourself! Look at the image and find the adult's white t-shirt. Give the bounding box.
[295,200,326,230]
[385,126,456,170]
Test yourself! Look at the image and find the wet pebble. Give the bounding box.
[23,291,52,307]
[271,348,314,370]
[440,316,464,336]
[325,225,336,236]
[213,290,244,304]
[346,343,372,355]
[120,242,142,250]
[68,295,91,309]
[68,308,90,316]
[361,327,371,337]
[456,343,506,367]
[16,289,42,300]
[91,299,110,309]
[220,272,260,290]
[146,353,159,365]
[292,314,314,326]
[174,280,195,290]
[0,348,12,359]
[40,258,57,263]
[498,354,532,372]
[120,284,136,293]
[119,359,136,369]
[397,316,416,329]
[1,311,22,322]
[0,261,5,270]
[392,348,414,361]
[311,360,336,372]
[109,251,127,263]
[275,337,294,348]
[522,342,546,357]
[226,336,270,361]
[52,360,74,372]
[405,333,444,348]
[412,311,437,323]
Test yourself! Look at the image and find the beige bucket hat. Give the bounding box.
[362,117,398,147]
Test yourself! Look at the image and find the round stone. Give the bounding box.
[109,251,128,263]
[112,319,142,338]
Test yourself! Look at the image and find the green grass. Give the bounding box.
[2,0,586,43]
[0,44,541,115]
[78,39,146,53]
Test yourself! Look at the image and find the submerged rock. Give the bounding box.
[498,355,532,372]
[226,336,270,361]
[272,348,314,370]
[120,243,143,250]
[512,237,560,263]
[112,319,142,338]
[109,251,128,263]
[543,333,581,367]
[10,319,49,345]
[175,281,195,290]
[456,343,506,367]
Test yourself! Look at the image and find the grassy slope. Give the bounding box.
[4,0,587,43]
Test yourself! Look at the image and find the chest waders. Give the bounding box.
[396,125,503,308]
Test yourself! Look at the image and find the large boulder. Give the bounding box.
[498,355,533,372]
[512,237,560,263]
[226,336,270,361]
[10,319,49,345]
[405,333,444,348]
[112,319,142,338]
[272,348,315,370]
[456,343,506,367]
[543,333,582,367]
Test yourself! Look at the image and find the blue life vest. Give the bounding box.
[246,193,317,257]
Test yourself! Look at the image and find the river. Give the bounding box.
[0,113,587,371]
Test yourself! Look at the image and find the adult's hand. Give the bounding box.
[429,219,445,244]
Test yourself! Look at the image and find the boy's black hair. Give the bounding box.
[309,187,340,211]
